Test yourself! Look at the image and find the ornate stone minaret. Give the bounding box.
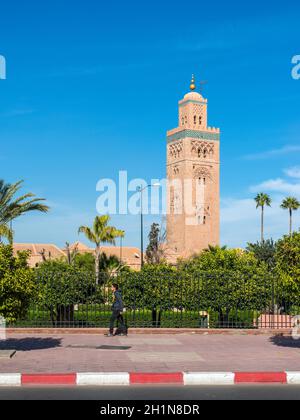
[166,76,220,258]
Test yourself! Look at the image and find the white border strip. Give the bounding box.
[0,374,21,387]
[286,372,300,384]
[1,372,299,386]
[77,372,130,386]
[184,372,235,385]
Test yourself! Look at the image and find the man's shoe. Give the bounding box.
[104,333,114,337]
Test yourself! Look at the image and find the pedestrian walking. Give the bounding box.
[105,283,127,337]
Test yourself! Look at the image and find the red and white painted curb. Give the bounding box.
[1,372,300,386]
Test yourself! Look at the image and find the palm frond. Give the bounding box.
[255,193,272,208]
[78,226,98,245]
[0,180,49,224]
[0,223,13,243]
[281,197,300,210]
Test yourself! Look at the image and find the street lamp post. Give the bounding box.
[139,183,160,269]
[120,235,123,264]
[140,188,144,268]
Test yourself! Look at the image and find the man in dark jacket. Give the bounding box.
[105,284,127,337]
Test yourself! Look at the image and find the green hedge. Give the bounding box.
[13,306,259,329]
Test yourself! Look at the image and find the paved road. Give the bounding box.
[0,385,300,400]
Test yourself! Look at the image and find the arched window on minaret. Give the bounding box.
[199,116,202,125]
[194,115,197,125]
[181,117,184,126]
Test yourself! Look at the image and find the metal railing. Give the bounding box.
[10,270,300,329]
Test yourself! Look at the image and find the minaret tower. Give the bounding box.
[166,76,220,257]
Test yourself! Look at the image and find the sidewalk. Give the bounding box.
[1,332,300,374]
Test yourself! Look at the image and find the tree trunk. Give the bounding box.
[157,310,161,327]
[95,245,100,285]
[290,209,292,236]
[50,306,55,327]
[219,308,230,327]
[152,306,157,327]
[56,305,74,325]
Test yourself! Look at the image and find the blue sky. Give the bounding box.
[0,0,300,248]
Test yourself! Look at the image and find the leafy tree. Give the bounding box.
[255,193,272,242]
[119,247,271,327]
[178,247,271,325]
[275,232,300,308]
[246,239,276,270]
[73,252,95,273]
[70,251,128,278]
[118,263,177,326]
[0,179,49,243]
[98,253,128,277]
[280,197,300,236]
[0,244,35,323]
[78,215,124,284]
[203,244,227,254]
[146,223,166,265]
[35,260,98,325]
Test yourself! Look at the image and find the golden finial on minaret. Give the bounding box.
[190,74,196,91]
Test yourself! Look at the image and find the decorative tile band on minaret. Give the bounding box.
[167,130,220,143]
[166,76,220,259]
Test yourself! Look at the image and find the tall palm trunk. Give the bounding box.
[9,220,13,245]
[95,245,100,285]
[289,209,293,236]
[261,205,264,243]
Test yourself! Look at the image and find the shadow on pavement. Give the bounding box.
[0,337,62,351]
[270,335,300,348]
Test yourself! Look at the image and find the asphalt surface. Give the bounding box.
[0,385,300,400]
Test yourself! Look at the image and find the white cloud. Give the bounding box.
[249,178,300,196]
[221,198,256,223]
[244,145,300,160]
[221,195,300,248]
[221,165,300,247]
[284,166,300,179]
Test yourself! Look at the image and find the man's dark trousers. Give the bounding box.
[110,310,126,334]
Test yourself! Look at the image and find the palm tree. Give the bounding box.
[78,215,125,284]
[65,242,79,265]
[255,193,272,243]
[0,179,49,243]
[98,253,127,277]
[204,244,227,253]
[280,197,300,236]
[0,224,13,243]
